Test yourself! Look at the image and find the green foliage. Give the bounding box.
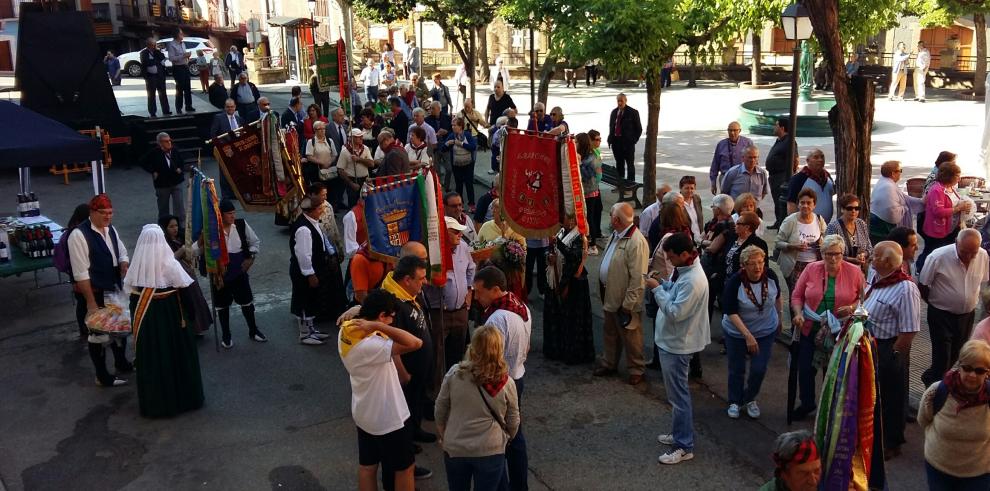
[936,0,990,16]
[421,0,498,32]
[352,0,415,24]
[837,0,903,44]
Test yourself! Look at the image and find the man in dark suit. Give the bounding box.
[225,46,245,88]
[281,97,305,147]
[139,37,170,118]
[387,97,410,146]
[210,99,243,200]
[143,132,187,219]
[326,108,347,165]
[607,93,643,183]
[208,74,229,110]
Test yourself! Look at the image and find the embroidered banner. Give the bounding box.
[213,117,302,214]
[337,39,351,118]
[560,137,588,235]
[500,129,562,238]
[364,173,425,261]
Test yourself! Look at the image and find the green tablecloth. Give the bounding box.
[0,245,54,278]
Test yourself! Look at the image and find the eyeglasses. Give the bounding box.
[824,252,843,257]
[845,206,861,211]
[961,365,990,375]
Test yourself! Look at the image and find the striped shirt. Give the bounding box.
[863,268,921,340]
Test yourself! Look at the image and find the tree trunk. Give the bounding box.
[688,46,698,88]
[537,53,556,107]
[751,32,762,86]
[478,24,490,84]
[643,64,661,205]
[469,27,476,103]
[975,13,986,97]
[805,0,874,213]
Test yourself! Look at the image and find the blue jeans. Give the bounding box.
[366,85,379,103]
[725,332,775,405]
[658,349,694,452]
[445,454,507,491]
[926,461,990,491]
[506,376,528,490]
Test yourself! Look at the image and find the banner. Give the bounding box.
[418,169,448,286]
[213,118,302,214]
[364,174,424,261]
[337,39,351,118]
[500,129,563,238]
[315,42,339,92]
[561,137,588,236]
[201,179,228,278]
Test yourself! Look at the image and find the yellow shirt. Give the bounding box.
[477,220,525,247]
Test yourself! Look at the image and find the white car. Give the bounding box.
[118,37,216,77]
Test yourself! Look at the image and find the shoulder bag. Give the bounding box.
[463,110,489,150]
[477,385,511,447]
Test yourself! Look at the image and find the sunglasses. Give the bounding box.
[961,365,990,375]
[845,206,860,211]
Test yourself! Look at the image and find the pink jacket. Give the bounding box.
[790,260,864,336]
[923,181,958,239]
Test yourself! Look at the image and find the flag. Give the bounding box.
[201,179,228,279]
[337,39,350,119]
[419,168,448,286]
[500,129,562,238]
[190,172,204,241]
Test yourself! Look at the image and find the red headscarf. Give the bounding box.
[89,193,112,211]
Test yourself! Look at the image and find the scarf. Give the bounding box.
[742,271,770,312]
[801,165,832,189]
[943,368,990,413]
[381,271,419,308]
[411,141,428,161]
[345,140,365,157]
[485,292,529,322]
[483,373,509,397]
[865,269,913,299]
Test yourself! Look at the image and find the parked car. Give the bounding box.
[118,37,215,77]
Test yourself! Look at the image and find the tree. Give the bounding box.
[931,0,990,96]
[352,0,415,24]
[726,0,792,86]
[500,0,570,108]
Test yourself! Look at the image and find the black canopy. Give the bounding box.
[0,100,103,169]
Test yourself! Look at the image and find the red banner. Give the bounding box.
[337,39,350,118]
[500,129,562,238]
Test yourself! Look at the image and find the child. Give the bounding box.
[338,289,423,491]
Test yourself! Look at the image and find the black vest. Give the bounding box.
[75,219,122,291]
[289,215,329,278]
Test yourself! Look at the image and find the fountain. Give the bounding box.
[738,41,838,137]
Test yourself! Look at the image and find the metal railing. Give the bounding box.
[256,56,287,69]
[421,50,549,67]
[669,49,990,73]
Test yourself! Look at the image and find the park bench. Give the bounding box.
[601,164,643,209]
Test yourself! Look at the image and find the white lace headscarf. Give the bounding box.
[124,224,194,291]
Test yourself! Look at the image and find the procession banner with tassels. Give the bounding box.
[201,179,228,279]
[337,38,350,119]
[212,123,277,211]
[500,129,563,239]
[363,172,425,262]
[560,136,588,235]
[418,168,448,286]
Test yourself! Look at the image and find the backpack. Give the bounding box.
[932,379,990,416]
[53,231,72,274]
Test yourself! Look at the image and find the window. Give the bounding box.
[91,2,111,22]
[184,41,199,49]
[511,29,525,48]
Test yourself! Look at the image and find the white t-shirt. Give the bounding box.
[795,220,821,263]
[339,333,409,435]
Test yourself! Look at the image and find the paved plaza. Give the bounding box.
[0,75,985,490]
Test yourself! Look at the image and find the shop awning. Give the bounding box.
[266,16,320,28]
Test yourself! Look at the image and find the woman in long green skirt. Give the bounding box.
[124,224,204,418]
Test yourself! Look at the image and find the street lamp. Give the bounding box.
[781,2,812,179]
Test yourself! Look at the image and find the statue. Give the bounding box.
[798,41,813,101]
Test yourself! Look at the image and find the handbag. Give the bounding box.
[477,385,512,447]
[462,110,489,150]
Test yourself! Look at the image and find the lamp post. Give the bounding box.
[529,12,535,110]
[781,2,812,179]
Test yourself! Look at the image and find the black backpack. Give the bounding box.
[932,379,990,415]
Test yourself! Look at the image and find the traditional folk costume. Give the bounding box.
[290,200,347,345]
[543,226,594,364]
[215,200,266,347]
[124,225,204,418]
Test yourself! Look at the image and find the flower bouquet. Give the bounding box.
[470,239,498,263]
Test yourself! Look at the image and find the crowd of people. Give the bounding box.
[84,47,990,489]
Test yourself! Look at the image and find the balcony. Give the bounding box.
[115,0,209,28]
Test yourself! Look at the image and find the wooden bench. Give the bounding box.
[601,164,643,209]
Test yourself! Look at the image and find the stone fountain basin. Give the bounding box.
[739,97,839,137]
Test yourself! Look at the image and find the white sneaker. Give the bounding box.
[746,401,761,419]
[658,449,694,465]
[311,330,331,340]
[727,403,740,419]
[657,433,675,445]
[300,335,324,346]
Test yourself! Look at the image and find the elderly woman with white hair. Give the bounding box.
[303,120,338,185]
[124,224,204,418]
[918,339,990,489]
[790,234,865,421]
[721,245,782,419]
[701,194,736,316]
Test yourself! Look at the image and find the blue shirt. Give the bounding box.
[720,164,768,201]
[721,270,781,339]
[709,136,753,184]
